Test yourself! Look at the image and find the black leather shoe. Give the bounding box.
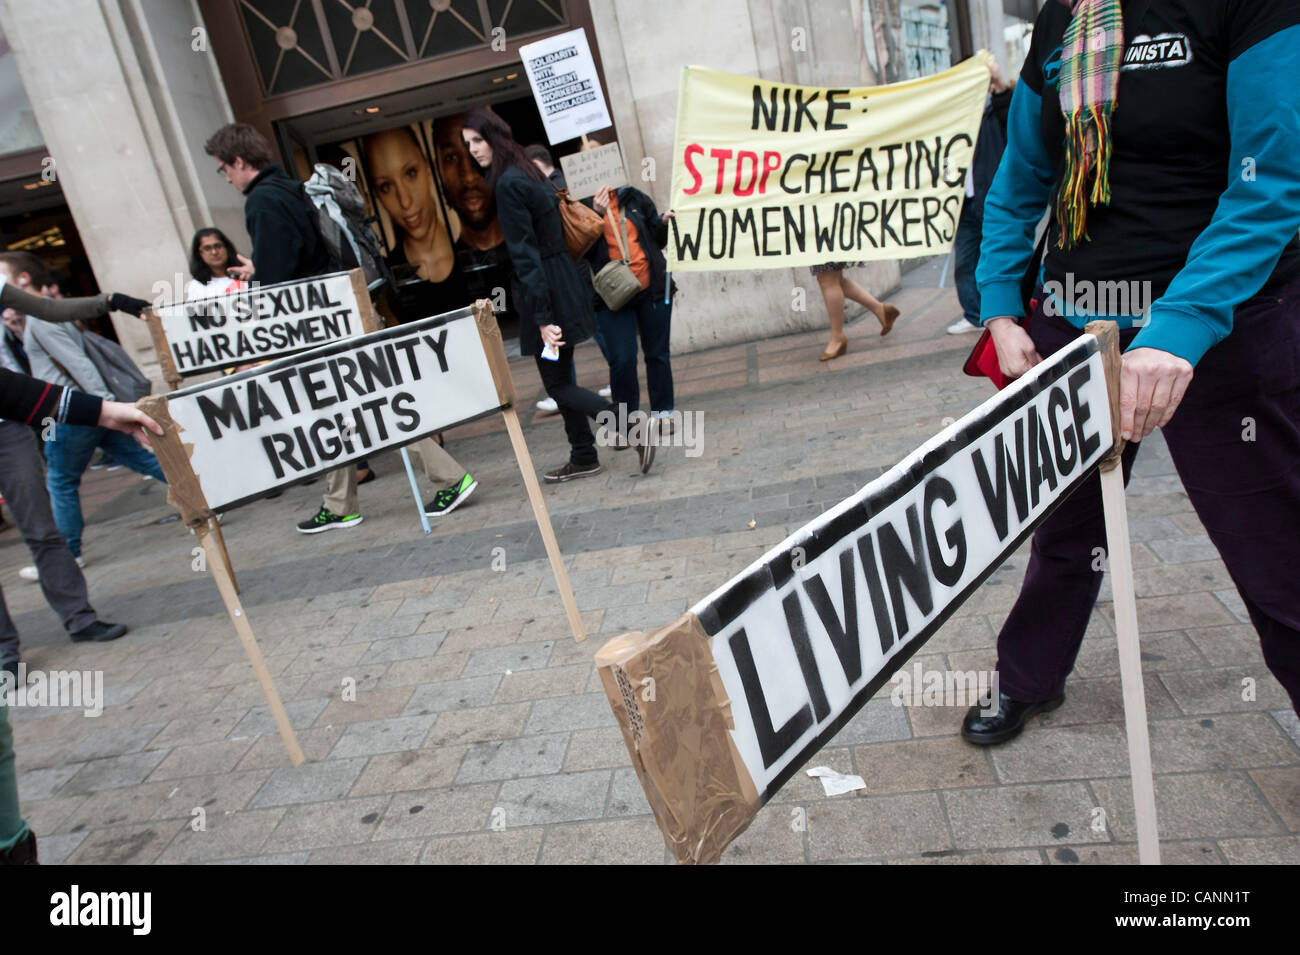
[69,621,127,643]
[0,831,38,864]
[961,691,1065,745]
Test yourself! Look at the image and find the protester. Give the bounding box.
[205,122,480,529]
[965,0,1300,743]
[947,60,1013,335]
[586,182,678,435]
[462,108,654,480]
[186,227,251,300]
[0,364,161,866]
[0,253,164,568]
[811,262,899,360]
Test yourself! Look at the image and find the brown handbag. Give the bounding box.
[550,181,604,260]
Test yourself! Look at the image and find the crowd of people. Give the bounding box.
[4,0,1299,865]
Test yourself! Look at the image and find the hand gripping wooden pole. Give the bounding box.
[137,394,305,765]
[471,300,586,642]
[1086,321,1161,864]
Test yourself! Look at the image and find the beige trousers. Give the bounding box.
[323,437,464,516]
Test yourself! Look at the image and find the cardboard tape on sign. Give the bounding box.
[136,394,209,526]
[595,613,761,865]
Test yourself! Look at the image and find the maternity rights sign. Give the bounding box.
[667,55,992,271]
[164,308,503,511]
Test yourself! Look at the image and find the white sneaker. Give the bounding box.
[20,556,85,582]
[536,397,559,413]
[598,386,612,398]
[946,318,982,335]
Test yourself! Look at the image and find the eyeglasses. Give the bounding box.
[199,244,225,254]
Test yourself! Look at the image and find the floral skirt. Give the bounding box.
[809,261,866,276]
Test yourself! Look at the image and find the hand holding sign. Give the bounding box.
[986,315,1043,379]
[1119,346,1193,441]
[98,400,163,446]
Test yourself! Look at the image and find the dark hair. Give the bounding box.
[204,123,275,169]
[0,250,51,289]
[462,108,546,192]
[524,143,555,168]
[189,228,239,283]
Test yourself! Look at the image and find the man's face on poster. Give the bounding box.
[434,114,495,231]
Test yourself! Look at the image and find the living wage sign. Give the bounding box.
[667,55,991,271]
[596,327,1123,863]
[160,308,503,511]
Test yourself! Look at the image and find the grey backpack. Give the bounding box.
[81,330,152,401]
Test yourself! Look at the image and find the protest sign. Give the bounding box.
[146,270,374,388]
[560,142,628,200]
[139,301,591,761]
[667,55,991,271]
[519,28,612,145]
[159,308,502,512]
[597,325,1159,863]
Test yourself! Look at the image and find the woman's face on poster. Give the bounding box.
[365,128,439,243]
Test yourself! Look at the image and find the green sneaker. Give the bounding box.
[424,474,478,517]
[296,506,363,534]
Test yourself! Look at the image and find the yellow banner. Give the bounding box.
[667,55,993,271]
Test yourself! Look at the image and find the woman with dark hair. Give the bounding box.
[461,108,654,481]
[186,228,249,299]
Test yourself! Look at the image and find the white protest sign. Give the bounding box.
[151,271,368,377]
[519,28,612,145]
[165,308,502,511]
[596,330,1122,863]
[559,142,628,200]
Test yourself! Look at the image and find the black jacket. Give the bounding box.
[583,186,675,307]
[971,88,1013,204]
[243,163,331,285]
[0,367,100,426]
[494,165,595,357]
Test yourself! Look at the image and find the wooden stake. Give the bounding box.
[197,521,304,766]
[209,515,238,595]
[1086,321,1160,864]
[143,308,183,393]
[1100,465,1160,864]
[502,406,585,642]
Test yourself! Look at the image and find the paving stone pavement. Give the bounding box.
[3,263,1297,865]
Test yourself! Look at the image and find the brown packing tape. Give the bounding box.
[136,394,210,526]
[472,299,517,407]
[143,308,183,392]
[595,612,761,865]
[1084,321,1125,472]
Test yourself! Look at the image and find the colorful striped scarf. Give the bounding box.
[1056,0,1124,249]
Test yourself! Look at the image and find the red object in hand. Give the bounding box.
[963,302,1036,391]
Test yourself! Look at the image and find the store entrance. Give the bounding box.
[274,66,587,348]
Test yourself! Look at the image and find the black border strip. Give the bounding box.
[696,335,1099,636]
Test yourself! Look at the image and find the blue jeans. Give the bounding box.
[595,290,674,415]
[44,424,166,558]
[953,198,983,326]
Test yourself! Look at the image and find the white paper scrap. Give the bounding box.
[806,766,867,796]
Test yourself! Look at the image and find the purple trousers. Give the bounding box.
[995,282,1300,716]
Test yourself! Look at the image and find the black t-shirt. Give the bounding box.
[385,242,471,323]
[1024,0,1300,296]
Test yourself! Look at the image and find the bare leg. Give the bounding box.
[842,276,900,336]
[816,270,847,356]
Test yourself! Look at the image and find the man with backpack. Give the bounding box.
[204,123,480,534]
[10,252,166,567]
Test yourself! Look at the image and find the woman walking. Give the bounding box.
[811,263,899,361]
[461,108,654,481]
[965,0,1300,743]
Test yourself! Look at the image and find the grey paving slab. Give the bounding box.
[494,770,612,826]
[329,715,438,758]
[250,757,370,808]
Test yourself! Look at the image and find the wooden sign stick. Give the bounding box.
[197,520,304,765]
[138,394,305,764]
[1086,321,1161,864]
[143,308,183,393]
[471,300,586,643]
[208,515,238,595]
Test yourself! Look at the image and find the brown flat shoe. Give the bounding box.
[819,339,848,361]
[878,304,900,336]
